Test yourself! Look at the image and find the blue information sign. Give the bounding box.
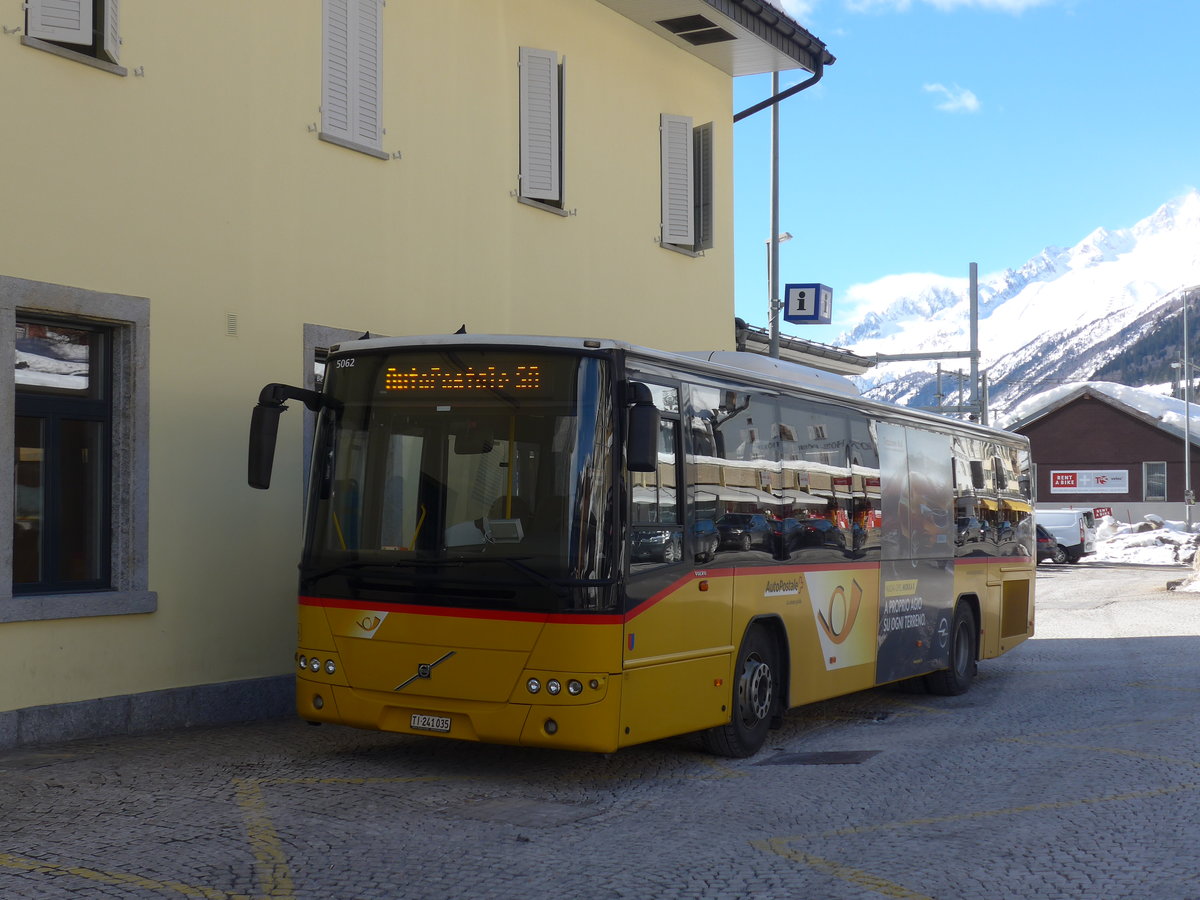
[783,283,833,325]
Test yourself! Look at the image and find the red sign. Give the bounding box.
[1093,507,1113,519]
[1052,472,1078,489]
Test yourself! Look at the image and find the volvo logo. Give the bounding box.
[394,651,456,692]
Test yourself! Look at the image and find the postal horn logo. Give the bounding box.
[815,581,863,645]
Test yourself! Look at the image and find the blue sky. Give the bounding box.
[732,0,1200,345]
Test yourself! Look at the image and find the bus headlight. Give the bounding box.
[547,679,562,695]
[567,680,583,696]
[324,659,337,675]
[309,658,321,673]
[298,655,308,671]
[526,678,542,694]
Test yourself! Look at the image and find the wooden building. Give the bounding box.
[1007,383,1200,522]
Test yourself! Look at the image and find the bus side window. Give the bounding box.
[629,389,683,568]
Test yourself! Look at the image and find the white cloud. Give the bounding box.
[923,82,981,113]
[846,0,1051,11]
[774,0,819,18]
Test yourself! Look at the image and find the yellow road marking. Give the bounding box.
[750,841,933,899]
[757,782,1200,895]
[0,852,251,899]
[233,777,297,900]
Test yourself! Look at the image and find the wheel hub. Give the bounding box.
[739,658,773,723]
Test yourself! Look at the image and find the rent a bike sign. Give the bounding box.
[1050,469,1129,494]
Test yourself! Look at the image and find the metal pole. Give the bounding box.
[969,262,979,417]
[769,71,782,359]
[1186,290,1193,529]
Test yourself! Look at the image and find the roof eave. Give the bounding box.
[593,0,834,77]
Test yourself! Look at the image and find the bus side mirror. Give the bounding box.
[625,382,660,473]
[248,403,284,490]
[248,383,331,490]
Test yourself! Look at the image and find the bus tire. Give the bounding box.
[925,602,977,696]
[701,624,778,758]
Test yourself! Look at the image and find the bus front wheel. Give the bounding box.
[702,624,778,758]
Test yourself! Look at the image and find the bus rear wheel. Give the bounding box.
[702,624,778,758]
[925,602,977,696]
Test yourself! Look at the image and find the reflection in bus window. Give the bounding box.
[952,437,1033,558]
[683,385,881,562]
[630,397,682,568]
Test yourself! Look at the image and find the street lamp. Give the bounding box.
[1171,361,1193,528]
[1172,284,1200,529]
[767,231,793,358]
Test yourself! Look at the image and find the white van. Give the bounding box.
[1037,508,1098,563]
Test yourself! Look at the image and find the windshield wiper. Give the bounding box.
[455,556,616,597]
[302,555,615,597]
[300,558,464,586]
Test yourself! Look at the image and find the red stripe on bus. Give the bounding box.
[952,556,1033,566]
[301,559,947,627]
[624,560,880,621]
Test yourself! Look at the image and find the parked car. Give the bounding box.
[1036,524,1066,564]
[715,513,773,551]
[693,519,720,562]
[1036,508,1097,563]
[955,516,984,545]
[631,525,683,564]
[773,516,846,555]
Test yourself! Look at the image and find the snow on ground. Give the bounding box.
[1084,515,1200,587]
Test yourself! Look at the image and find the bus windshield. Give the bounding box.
[302,349,616,612]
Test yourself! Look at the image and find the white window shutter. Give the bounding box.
[351,0,382,149]
[101,0,121,63]
[26,0,93,46]
[322,0,353,141]
[693,122,713,250]
[661,114,694,246]
[322,0,383,152]
[519,47,561,202]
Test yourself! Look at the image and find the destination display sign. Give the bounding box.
[382,364,543,393]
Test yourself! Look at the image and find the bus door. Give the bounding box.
[875,422,956,684]
[621,381,731,744]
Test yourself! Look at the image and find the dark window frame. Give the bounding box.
[14,317,114,594]
[1,276,155,623]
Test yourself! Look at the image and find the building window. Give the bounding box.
[660,115,713,255]
[303,325,371,493]
[23,0,125,75]
[14,320,111,592]
[1,276,154,622]
[320,0,387,160]
[1144,461,1167,502]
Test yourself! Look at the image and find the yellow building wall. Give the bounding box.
[0,0,735,712]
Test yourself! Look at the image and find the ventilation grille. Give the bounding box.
[656,15,735,46]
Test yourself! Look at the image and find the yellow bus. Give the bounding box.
[248,335,1034,757]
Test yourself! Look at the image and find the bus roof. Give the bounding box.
[328,333,1023,445]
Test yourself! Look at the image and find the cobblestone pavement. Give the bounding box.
[3,564,1199,899]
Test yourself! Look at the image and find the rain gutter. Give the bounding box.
[733,59,825,122]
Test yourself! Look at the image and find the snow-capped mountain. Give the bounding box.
[839,190,1200,423]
